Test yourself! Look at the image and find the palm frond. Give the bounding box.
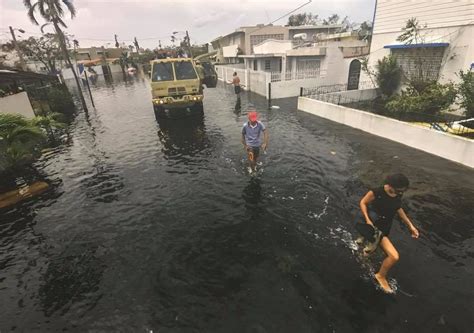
[8,126,45,142]
[57,16,68,29]
[40,22,51,33]
[38,1,48,19]
[23,0,33,9]
[62,0,76,18]
[27,2,40,25]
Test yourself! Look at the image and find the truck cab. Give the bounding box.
[150,58,203,116]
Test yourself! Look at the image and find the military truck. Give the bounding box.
[150,58,203,117]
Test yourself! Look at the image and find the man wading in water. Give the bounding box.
[230,72,241,97]
[241,108,268,173]
[359,174,419,293]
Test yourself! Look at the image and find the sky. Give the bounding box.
[0,0,376,49]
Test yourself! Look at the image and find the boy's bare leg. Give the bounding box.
[375,236,399,293]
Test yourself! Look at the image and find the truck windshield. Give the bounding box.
[152,63,174,82]
[174,61,197,80]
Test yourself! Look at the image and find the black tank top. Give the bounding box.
[370,186,402,220]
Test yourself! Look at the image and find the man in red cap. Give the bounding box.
[241,108,269,173]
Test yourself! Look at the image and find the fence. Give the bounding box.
[301,82,473,138]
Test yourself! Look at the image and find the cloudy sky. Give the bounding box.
[0,0,375,49]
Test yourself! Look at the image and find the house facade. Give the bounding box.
[210,24,342,64]
[365,0,474,84]
[241,36,369,88]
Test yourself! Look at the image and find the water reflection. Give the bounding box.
[155,113,211,161]
[234,97,241,115]
[242,177,263,219]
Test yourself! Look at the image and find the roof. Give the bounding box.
[384,42,449,49]
[239,54,285,58]
[150,58,194,63]
[288,24,343,30]
[0,69,58,84]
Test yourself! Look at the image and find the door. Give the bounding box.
[347,59,361,90]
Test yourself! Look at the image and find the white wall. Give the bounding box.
[0,92,35,119]
[253,40,292,54]
[271,77,330,99]
[366,0,474,84]
[223,44,240,57]
[298,97,474,168]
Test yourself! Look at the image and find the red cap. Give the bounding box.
[248,111,258,122]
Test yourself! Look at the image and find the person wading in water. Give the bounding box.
[359,173,420,293]
[241,108,268,173]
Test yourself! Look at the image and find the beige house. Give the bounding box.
[74,47,127,64]
[211,24,342,64]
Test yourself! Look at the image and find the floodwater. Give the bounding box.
[1,73,473,332]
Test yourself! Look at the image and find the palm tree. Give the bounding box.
[31,112,66,143]
[0,114,46,170]
[23,0,88,112]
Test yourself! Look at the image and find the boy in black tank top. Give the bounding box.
[360,174,420,293]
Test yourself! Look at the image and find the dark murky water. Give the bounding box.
[1,73,473,332]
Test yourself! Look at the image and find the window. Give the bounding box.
[391,48,445,81]
[264,60,271,71]
[253,60,258,71]
[296,58,321,79]
[174,61,197,80]
[152,62,174,82]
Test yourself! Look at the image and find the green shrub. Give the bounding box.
[0,114,46,172]
[386,81,456,115]
[47,85,75,115]
[457,70,474,118]
[375,55,402,97]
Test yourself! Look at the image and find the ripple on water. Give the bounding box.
[0,74,473,331]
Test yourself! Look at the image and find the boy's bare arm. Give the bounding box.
[398,208,419,238]
[360,191,375,226]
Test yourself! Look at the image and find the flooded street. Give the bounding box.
[1,73,473,332]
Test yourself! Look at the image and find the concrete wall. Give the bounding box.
[271,77,329,99]
[0,92,35,119]
[297,97,474,168]
[316,88,379,102]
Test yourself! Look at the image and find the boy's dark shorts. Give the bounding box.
[356,211,393,237]
[247,146,260,159]
[234,85,241,94]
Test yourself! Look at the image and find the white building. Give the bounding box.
[366,0,474,84]
[241,35,369,89]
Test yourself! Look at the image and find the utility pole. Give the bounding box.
[9,26,27,71]
[186,30,193,58]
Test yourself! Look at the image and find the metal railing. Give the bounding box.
[270,69,324,82]
[301,81,376,98]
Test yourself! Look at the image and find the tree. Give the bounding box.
[397,18,425,45]
[23,0,88,112]
[357,21,373,42]
[322,14,353,32]
[0,114,46,170]
[287,12,319,26]
[457,70,474,118]
[376,55,402,97]
[15,34,63,73]
[31,112,66,143]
